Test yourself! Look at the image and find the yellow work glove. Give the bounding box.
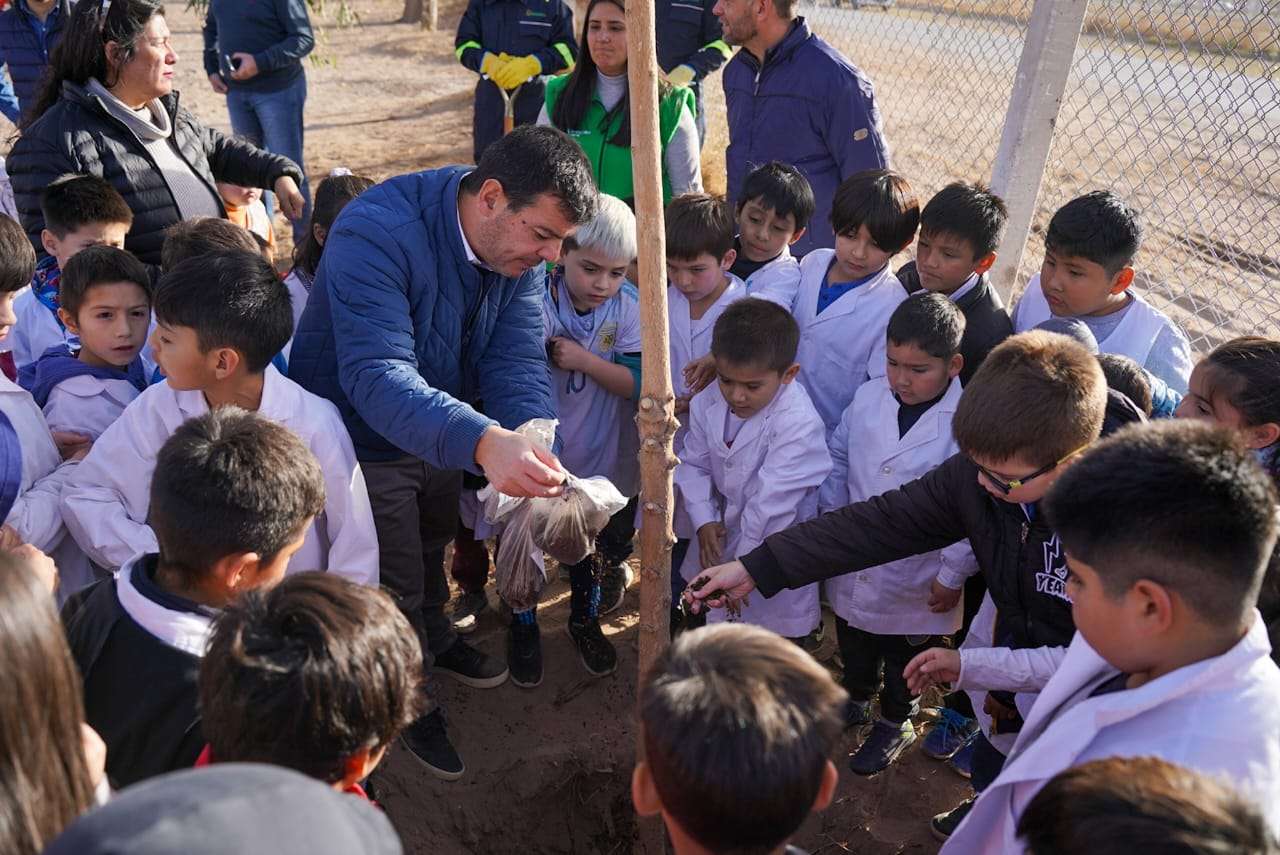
[480,51,512,78]
[492,54,541,89]
[667,64,696,87]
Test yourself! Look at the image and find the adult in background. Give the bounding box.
[8,0,304,268]
[288,125,598,781]
[203,0,315,243]
[657,0,731,145]
[539,0,700,207]
[715,0,889,257]
[0,0,68,126]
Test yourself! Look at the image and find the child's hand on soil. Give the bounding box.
[904,647,960,694]
[682,354,717,395]
[548,336,591,373]
[697,522,726,568]
[928,578,962,613]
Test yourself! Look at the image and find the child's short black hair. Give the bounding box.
[737,162,816,232]
[161,217,261,273]
[1044,190,1142,275]
[829,169,919,252]
[0,215,36,294]
[149,408,326,582]
[1096,353,1152,417]
[40,174,133,239]
[640,624,847,855]
[58,245,152,320]
[1018,756,1279,855]
[153,251,292,373]
[711,298,799,373]
[200,572,424,784]
[920,181,1008,259]
[666,193,735,262]
[1044,421,1278,628]
[886,292,965,360]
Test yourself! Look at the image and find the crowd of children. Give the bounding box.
[0,122,1278,855]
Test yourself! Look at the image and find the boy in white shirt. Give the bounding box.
[675,298,830,639]
[61,250,380,587]
[1011,191,1192,394]
[908,421,1280,851]
[793,169,914,439]
[820,293,979,775]
[728,161,813,311]
[20,246,151,439]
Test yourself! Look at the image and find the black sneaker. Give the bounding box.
[567,618,617,677]
[849,719,917,776]
[598,562,633,615]
[507,622,543,688]
[433,637,509,689]
[400,710,465,781]
[450,590,487,635]
[930,798,975,842]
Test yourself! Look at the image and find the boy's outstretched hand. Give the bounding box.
[681,560,755,614]
[904,647,961,694]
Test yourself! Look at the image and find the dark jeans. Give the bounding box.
[943,572,989,720]
[362,456,462,711]
[226,73,311,243]
[836,617,946,724]
[450,517,491,595]
[971,732,1007,793]
[472,77,545,163]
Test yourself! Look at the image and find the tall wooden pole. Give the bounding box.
[627,0,677,849]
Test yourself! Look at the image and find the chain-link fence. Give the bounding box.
[800,0,1280,351]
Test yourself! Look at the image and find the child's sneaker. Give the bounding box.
[921,707,979,760]
[567,618,617,677]
[598,562,633,615]
[848,718,916,775]
[947,731,978,779]
[507,622,543,688]
[843,698,872,729]
[930,798,975,842]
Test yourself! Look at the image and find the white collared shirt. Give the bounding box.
[455,175,482,266]
[948,273,979,304]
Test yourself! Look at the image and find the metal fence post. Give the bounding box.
[987,0,1090,303]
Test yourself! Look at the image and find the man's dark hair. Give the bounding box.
[887,292,965,360]
[59,245,151,320]
[1018,756,1280,855]
[459,124,598,226]
[149,408,326,582]
[161,218,261,273]
[737,162,816,232]
[153,251,292,372]
[666,193,735,262]
[1044,420,1277,628]
[0,215,36,294]
[640,624,846,855]
[919,181,1008,259]
[39,174,133,239]
[1096,353,1152,417]
[200,572,424,784]
[711,298,799,373]
[830,169,919,253]
[1044,190,1142,275]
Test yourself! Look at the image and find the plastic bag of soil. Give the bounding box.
[479,419,628,610]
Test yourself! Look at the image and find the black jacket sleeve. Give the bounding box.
[199,112,303,189]
[455,0,488,72]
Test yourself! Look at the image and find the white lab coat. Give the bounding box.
[742,247,801,311]
[944,614,1280,853]
[820,376,979,635]
[675,380,831,637]
[61,365,380,586]
[792,251,907,437]
[281,268,311,363]
[1013,273,1172,366]
[43,375,144,440]
[10,287,71,369]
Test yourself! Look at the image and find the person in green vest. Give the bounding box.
[537,0,701,208]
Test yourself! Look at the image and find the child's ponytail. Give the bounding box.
[291,171,375,278]
[1204,336,1280,484]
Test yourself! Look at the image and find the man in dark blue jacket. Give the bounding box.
[203,0,314,242]
[0,0,67,125]
[715,0,890,257]
[656,0,731,145]
[288,126,598,781]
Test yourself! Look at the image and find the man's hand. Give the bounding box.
[51,430,92,461]
[682,354,717,395]
[682,560,756,614]
[548,336,591,373]
[928,578,963,613]
[475,425,567,498]
[207,73,229,94]
[696,522,725,569]
[904,647,960,694]
[229,52,260,81]
[274,176,305,221]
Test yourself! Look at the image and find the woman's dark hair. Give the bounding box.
[292,174,374,277]
[27,0,165,126]
[0,555,96,855]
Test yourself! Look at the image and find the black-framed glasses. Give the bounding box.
[973,444,1091,495]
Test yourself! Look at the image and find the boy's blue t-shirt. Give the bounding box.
[817,265,879,315]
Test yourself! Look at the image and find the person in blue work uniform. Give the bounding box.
[656,0,731,145]
[455,0,577,163]
[0,0,68,126]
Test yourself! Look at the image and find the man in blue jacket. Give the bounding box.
[715,0,890,257]
[203,0,314,242]
[288,125,598,782]
[0,0,67,125]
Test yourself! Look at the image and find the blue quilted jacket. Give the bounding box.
[0,0,67,123]
[287,166,556,469]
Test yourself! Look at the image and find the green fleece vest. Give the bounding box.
[545,74,694,206]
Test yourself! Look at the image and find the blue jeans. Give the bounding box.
[226,73,311,243]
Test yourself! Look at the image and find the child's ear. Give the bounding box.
[209,550,263,601]
[631,763,662,818]
[720,248,737,272]
[1244,422,1280,451]
[1131,578,1175,635]
[211,347,242,379]
[811,760,839,813]
[58,307,80,335]
[1110,266,1135,295]
[40,229,60,259]
[947,353,964,380]
[781,363,801,384]
[312,223,328,248]
[787,226,807,247]
[974,252,996,275]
